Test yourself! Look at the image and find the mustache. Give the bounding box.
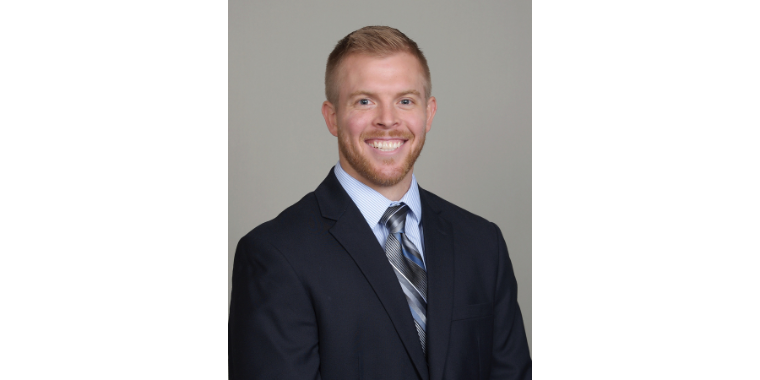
[361,130,412,140]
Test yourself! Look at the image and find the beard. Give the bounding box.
[338,128,426,187]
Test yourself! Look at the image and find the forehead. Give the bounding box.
[337,52,426,92]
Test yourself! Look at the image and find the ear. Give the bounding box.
[322,101,338,137]
[425,96,437,133]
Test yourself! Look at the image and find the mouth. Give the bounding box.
[366,139,407,152]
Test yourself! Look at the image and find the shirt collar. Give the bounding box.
[334,161,422,227]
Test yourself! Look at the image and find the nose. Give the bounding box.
[374,103,399,129]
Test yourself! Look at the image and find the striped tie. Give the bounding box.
[380,203,427,355]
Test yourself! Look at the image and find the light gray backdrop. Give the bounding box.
[229,0,532,349]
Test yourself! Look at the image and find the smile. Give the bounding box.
[367,139,406,152]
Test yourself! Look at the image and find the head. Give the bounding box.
[322,26,437,194]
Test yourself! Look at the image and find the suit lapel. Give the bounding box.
[420,188,455,380]
[316,170,430,380]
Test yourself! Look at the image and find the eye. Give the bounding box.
[400,99,412,105]
[358,99,370,105]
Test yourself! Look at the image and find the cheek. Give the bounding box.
[341,113,372,135]
[404,114,428,134]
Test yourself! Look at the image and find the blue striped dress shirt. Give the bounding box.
[333,162,426,264]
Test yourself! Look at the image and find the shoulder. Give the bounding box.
[420,188,497,228]
[238,191,329,251]
[420,188,501,241]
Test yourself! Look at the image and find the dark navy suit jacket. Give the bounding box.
[229,169,531,379]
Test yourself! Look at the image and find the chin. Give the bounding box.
[344,152,411,187]
[368,166,408,187]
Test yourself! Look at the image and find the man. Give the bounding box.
[229,26,531,379]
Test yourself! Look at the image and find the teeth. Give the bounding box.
[369,140,403,151]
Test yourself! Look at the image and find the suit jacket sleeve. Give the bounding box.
[490,223,532,380]
[229,234,321,380]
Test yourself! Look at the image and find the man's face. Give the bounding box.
[322,52,437,189]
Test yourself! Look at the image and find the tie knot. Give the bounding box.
[380,203,409,234]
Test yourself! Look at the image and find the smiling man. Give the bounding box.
[229,26,532,380]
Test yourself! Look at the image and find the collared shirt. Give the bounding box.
[334,161,426,265]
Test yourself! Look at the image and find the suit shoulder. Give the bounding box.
[239,191,323,247]
[421,188,499,230]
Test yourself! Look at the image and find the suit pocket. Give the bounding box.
[451,302,493,321]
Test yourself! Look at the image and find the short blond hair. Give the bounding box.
[325,26,432,106]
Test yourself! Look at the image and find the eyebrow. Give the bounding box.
[347,89,422,99]
[397,90,422,98]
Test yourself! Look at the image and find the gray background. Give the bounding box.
[229,0,531,349]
